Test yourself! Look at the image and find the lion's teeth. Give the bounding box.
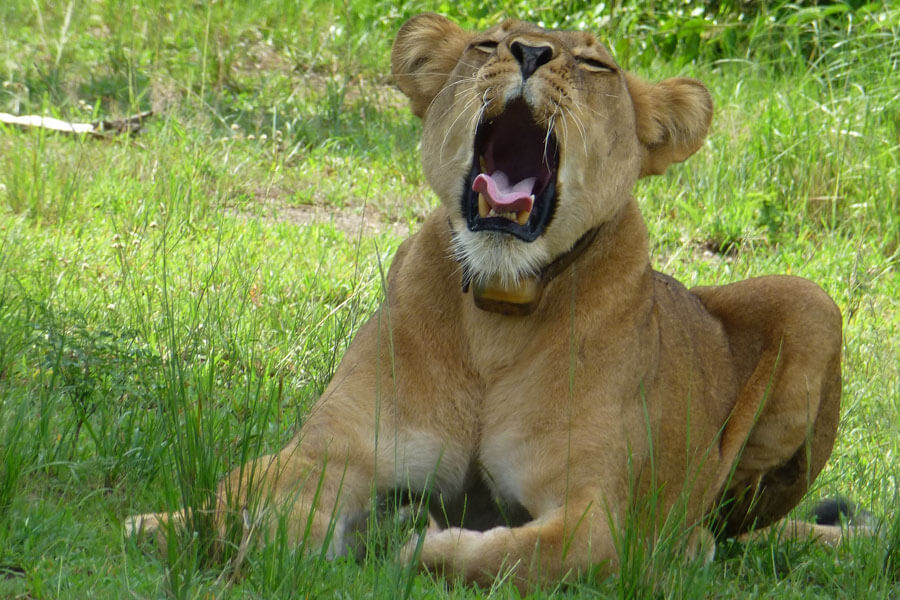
[516,209,530,225]
[479,156,487,172]
[478,194,532,225]
[478,194,490,218]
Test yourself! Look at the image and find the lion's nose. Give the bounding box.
[510,41,554,80]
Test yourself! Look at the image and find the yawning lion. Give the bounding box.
[129,14,844,589]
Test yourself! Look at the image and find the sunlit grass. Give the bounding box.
[1,0,898,597]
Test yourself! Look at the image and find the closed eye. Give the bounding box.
[472,40,499,54]
[576,56,615,73]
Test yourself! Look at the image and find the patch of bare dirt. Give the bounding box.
[229,189,412,238]
[276,203,411,238]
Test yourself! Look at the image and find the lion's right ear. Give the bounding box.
[391,13,472,119]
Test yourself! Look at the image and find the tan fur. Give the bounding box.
[128,15,844,590]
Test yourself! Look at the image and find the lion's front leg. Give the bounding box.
[129,400,472,559]
[267,429,473,558]
[402,501,619,589]
[125,431,378,559]
[226,435,376,558]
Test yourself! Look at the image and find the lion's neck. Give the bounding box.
[471,198,650,313]
[578,198,652,291]
[469,226,602,316]
[455,199,653,364]
[542,198,653,314]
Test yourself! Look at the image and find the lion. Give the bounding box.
[128,14,847,589]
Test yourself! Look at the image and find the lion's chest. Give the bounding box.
[477,427,532,509]
[474,380,628,518]
[459,301,644,514]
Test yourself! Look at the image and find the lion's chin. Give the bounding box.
[450,225,550,290]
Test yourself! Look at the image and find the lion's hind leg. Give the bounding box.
[739,497,876,546]
[691,275,843,538]
[738,518,844,545]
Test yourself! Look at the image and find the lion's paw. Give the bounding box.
[399,527,485,572]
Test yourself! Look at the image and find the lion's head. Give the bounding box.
[392,14,712,299]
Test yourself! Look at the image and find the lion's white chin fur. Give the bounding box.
[450,220,551,288]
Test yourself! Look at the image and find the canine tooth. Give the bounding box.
[479,156,487,172]
[516,210,531,225]
[478,194,490,218]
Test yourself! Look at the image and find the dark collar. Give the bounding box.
[463,226,600,316]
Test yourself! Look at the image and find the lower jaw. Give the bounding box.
[463,167,557,243]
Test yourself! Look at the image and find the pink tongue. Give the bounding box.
[472,171,536,213]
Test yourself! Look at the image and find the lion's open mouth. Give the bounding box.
[464,100,558,242]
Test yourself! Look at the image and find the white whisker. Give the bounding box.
[439,94,478,164]
[543,100,560,165]
[564,105,588,158]
[422,76,479,117]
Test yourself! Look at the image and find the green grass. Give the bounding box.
[1,0,899,597]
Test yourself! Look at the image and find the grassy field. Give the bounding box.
[1,0,899,597]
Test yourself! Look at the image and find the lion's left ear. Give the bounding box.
[626,74,713,177]
[391,13,473,119]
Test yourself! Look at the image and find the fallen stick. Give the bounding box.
[0,110,153,137]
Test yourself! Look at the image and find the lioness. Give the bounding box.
[130,14,844,588]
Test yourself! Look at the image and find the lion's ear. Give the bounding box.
[391,13,472,119]
[626,74,713,177]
